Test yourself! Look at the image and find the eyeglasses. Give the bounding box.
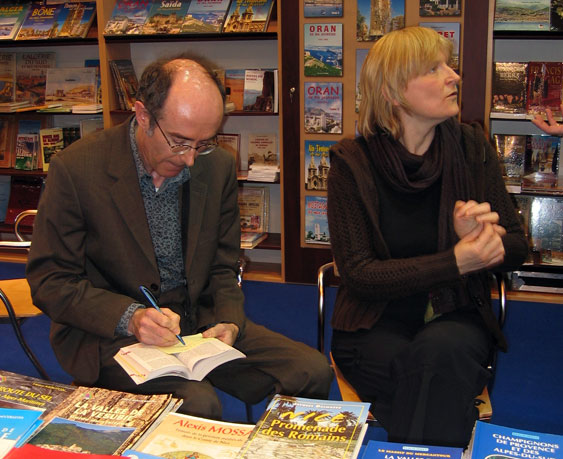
[150,112,217,156]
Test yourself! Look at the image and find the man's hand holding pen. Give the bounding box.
[127,307,183,347]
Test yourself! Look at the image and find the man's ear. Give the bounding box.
[134,101,149,128]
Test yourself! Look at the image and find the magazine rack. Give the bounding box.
[316,261,507,422]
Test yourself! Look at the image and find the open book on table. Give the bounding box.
[114,333,245,384]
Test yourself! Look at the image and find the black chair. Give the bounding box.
[0,210,49,380]
[317,260,507,421]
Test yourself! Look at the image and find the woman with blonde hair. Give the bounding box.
[327,27,528,447]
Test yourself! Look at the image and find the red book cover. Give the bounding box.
[526,61,563,117]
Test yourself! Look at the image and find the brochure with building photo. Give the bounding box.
[304,82,342,134]
[304,140,334,191]
[305,195,330,245]
[419,22,460,71]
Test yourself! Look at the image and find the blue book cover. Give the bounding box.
[467,421,563,459]
[0,3,30,40]
[182,0,231,33]
[305,195,330,245]
[494,0,550,31]
[304,140,334,191]
[15,2,63,40]
[304,0,343,18]
[361,440,462,459]
[55,1,97,39]
[304,23,343,77]
[0,408,43,457]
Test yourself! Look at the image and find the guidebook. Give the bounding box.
[304,82,342,134]
[23,386,180,456]
[114,333,246,384]
[304,23,343,77]
[128,412,254,458]
[463,420,563,459]
[0,408,43,459]
[236,395,370,458]
[362,440,462,459]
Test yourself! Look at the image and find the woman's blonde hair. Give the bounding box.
[358,26,453,139]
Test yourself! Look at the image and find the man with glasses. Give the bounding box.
[26,55,332,418]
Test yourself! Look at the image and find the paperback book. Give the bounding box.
[0,116,13,168]
[494,0,551,31]
[4,176,43,226]
[357,0,405,41]
[493,134,527,188]
[526,61,563,117]
[142,0,189,35]
[305,140,334,191]
[236,394,370,459]
[492,62,528,114]
[16,2,63,40]
[419,22,460,71]
[114,333,246,384]
[238,185,269,233]
[45,67,97,109]
[0,370,75,417]
[14,133,38,171]
[304,0,343,18]
[355,48,368,113]
[0,4,29,40]
[217,132,241,171]
[23,386,179,456]
[55,1,97,39]
[129,412,254,458]
[420,0,461,16]
[0,408,43,458]
[248,133,277,167]
[527,195,563,263]
[243,69,276,112]
[304,82,342,134]
[305,195,330,245]
[182,0,231,34]
[304,23,343,77]
[464,420,563,459]
[240,232,268,249]
[225,69,246,111]
[0,52,15,103]
[109,59,139,111]
[362,440,462,459]
[15,52,56,106]
[222,0,276,33]
[552,0,563,31]
[524,134,561,177]
[103,0,152,36]
[39,127,64,172]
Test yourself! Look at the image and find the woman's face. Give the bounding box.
[400,53,461,126]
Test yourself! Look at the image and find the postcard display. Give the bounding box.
[299,1,462,247]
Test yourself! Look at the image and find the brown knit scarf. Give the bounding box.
[364,117,478,314]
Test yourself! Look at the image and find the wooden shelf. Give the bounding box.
[493,30,563,39]
[104,32,277,44]
[243,261,282,283]
[0,169,46,177]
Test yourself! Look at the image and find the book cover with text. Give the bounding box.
[304,23,343,77]
[143,0,189,35]
[237,395,370,458]
[494,0,551,31]
[305,195,330,245]
[0,3,29,40]
[304,140,334,191]
[492,62,528,114]
[304,0,343,18]
[304,82,342,134]
[222,0,275,33]
[419,21,460,71]
[15,52,56,106]
[103,0,152,35]
[0,52,15,103]
[182,0,231,33]
[16,2,63,40]
[526,62,563,117]
[357,0,405,41]
[55,1,96,38]
[362,440,462,459]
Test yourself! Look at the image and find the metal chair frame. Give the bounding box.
[317,260,507,421]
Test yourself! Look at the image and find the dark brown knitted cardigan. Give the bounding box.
[327,119,529,350]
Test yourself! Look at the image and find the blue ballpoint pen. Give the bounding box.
[139,285,186,345]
